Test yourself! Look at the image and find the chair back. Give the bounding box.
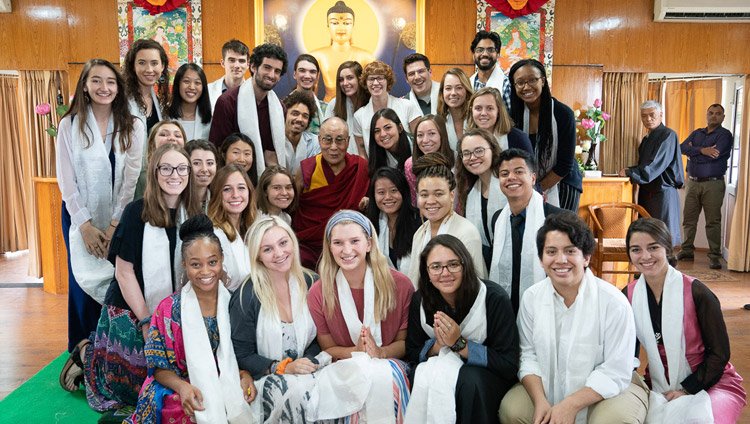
[588,202,651,239]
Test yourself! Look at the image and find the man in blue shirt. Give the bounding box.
[678,104,733,269]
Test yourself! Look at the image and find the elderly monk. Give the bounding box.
[293,117,369,268]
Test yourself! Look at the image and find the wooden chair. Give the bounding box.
[588,202,651,280]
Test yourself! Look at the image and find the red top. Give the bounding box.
[307,268,414,348]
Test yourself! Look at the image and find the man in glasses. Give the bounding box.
[469,30,512,112]
[293,117,370,268]
[489,148,563,314]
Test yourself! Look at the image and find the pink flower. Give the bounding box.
[593,99,602,108]
[35,102,51,115]
[581,118,596,130]
[602,112,611,121]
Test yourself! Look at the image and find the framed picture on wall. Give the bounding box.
[257,0,425,101]
[117,0,204,84]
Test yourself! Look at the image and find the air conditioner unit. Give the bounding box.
[655,0,750,22]
[0,0,11,13]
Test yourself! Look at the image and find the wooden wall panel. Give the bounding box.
[0,0,71,70]
[550,65,603,111]
[424,0,475,67]
[201,0,254,82]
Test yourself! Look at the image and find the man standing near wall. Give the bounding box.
[469,30,511,112]
[403,53,440,116]
[207,39,250,112]
[619,100,684,247]
[677,104,732,269]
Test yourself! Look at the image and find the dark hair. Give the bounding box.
[413,114,455,169]
[328,0,354,17]
[333,61,369,120]
[455,128,502,213]
[498,147,537,175]
[626,218,678,266]
[294,54,320,73]
[256,165,299,215]
[123,39,170,115]
[249,43,288,76]
[413,152,456,191]
[366,167,421,261]
[222,39,250,59]
[220,132,258,186]
[168,63,212,124]
[403,53,430,74]
[418,235,480,325]
[283,90,317,129]
[184,139,218,159]
[470,30,501,52]
[65,59,135,153]
[179,214,222,259]
[368,108,411,176]
[708,103,725,113]
[536,212,595,259]
[508,59,554,179]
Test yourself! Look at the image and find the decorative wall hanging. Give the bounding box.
[476,0,554,83]
[118,0,203,84]
[257,0,424,101]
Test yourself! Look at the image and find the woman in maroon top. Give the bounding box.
[307,209,413,422]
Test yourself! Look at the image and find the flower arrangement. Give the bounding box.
[575,98,610,171]
[34,102,69,138]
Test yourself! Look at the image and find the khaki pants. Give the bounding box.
[498,372,649,424]
[681,178,725,259]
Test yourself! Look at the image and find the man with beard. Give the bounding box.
[210,43,288,180]
[206,39,250,112]
[469,30,512,112]
[403,53,441,116]
[282,90,320,173]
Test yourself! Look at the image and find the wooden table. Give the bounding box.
[31,177,68,294]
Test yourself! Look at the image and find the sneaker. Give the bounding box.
[709,257,722,270]
[677,251,694,261]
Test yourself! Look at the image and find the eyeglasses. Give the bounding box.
[427,261,463,275]
[366,76,386,84]
[157,164,191,177]
[320,136,348,147]
[474,47,497,54]
[514,77,542,89]
[459,146,487,160]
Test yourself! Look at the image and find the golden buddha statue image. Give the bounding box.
[310,0,376,101]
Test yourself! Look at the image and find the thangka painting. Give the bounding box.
[117,0,203,84]
[476,0,554,83]
[259,0,424,101]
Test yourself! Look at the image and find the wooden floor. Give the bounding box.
[1,252,749,421]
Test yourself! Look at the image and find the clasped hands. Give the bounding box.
[433,311,461,351]
[354,325,385,359]
[80,220,117,259]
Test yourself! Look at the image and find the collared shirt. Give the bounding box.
[680,126,733,178]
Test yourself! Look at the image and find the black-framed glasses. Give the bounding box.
[459,147,487,160]
[474,47,497,54]
[157,164,191,177]
[427,261,463,275]
[514,77,542,89]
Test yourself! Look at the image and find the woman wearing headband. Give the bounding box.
[307,210,414,422]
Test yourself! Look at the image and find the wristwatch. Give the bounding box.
[450,336,467,352]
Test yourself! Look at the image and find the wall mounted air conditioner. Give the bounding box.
[655,0,750,22]
[0,0,11,13]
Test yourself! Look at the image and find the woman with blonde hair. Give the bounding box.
[307,210,414,422]
[230,215,322,423]
[207,164,257,290]
[436,67,474,150]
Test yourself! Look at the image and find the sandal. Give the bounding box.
[59,338,90,392]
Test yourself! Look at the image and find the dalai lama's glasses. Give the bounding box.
[320,136,348,147]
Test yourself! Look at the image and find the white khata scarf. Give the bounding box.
[465,174,507,246]
[523,99,559,206]
[237,80,285,181]
[142,205,186,313]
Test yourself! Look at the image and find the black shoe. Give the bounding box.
[677,251,694,261]
[709,257,722,269]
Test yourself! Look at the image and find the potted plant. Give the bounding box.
[575,99,610,178]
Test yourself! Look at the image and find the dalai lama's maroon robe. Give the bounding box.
[293,153,369,268]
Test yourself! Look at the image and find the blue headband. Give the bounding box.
[325,210,372,239]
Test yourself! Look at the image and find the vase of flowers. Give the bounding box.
[575,98,610,172]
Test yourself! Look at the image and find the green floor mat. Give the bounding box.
[0,352,103,423]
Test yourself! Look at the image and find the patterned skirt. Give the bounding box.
[83,304,147,412]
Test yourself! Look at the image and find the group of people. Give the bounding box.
[52,9,743,423]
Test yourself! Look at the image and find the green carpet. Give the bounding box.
[0,352,102,423]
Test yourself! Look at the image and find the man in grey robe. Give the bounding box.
[619,100,684,246]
